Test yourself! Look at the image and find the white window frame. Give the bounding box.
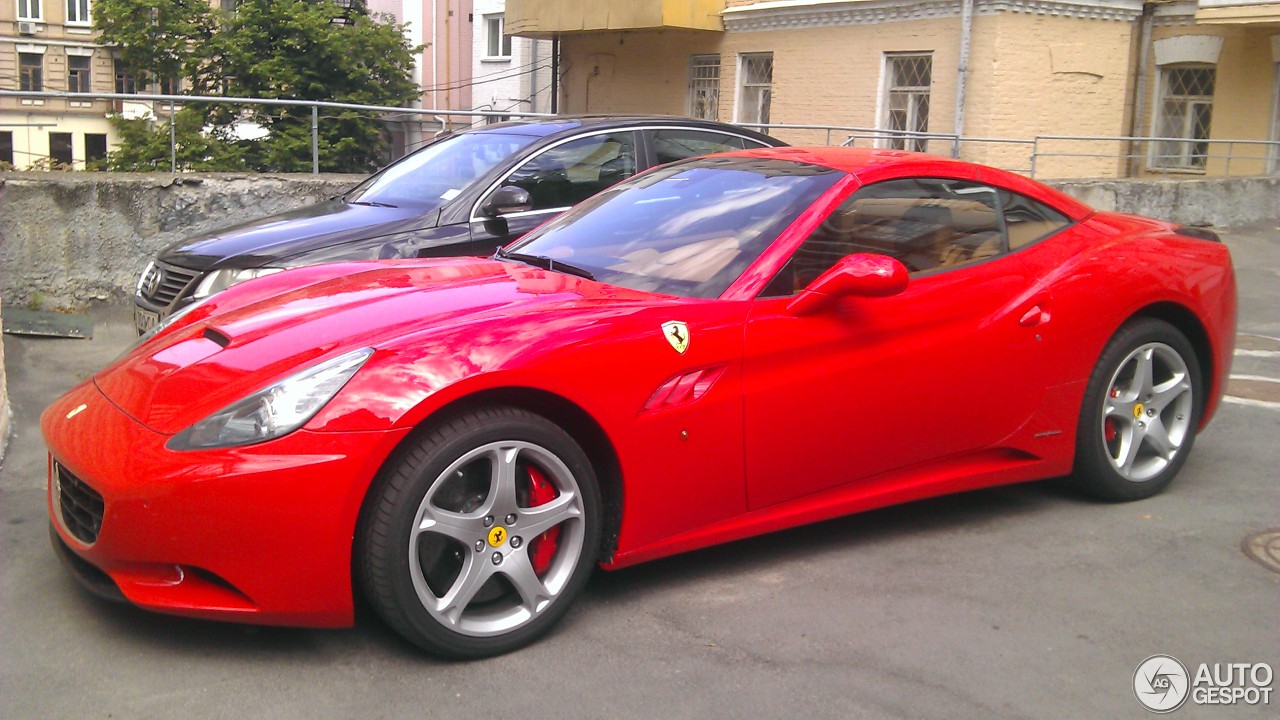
[484,14,511,60]
[65,0,90,25]
[1149,63,1215,172]
[734,52,773,128]
[17,0,43,21]
[686,54,720,121]
[879,52,932,152]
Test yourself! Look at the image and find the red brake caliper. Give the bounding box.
[1105,386,1120,442]
[525,465,561,576]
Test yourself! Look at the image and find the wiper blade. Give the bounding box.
[494,248,595,281]
[348,199,398,208]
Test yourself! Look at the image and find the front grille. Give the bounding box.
[141,261,203,309]
[55,462,104,545]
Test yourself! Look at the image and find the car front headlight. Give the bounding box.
[192,267,285,300]
[167,347,373,451]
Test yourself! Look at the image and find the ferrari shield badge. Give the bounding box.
[662,321,690,354]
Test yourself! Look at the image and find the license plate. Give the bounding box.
[134,306,160,336]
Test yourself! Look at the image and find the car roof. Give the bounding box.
[713,146,1094,220]
[470,115,782,144]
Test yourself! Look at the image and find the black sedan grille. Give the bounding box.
[55,462,104,545]
[139,262,203,309]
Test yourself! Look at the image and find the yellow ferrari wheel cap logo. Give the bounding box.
[488,526,507,547]
[662,321,690,354]
[1133,403,1145,419]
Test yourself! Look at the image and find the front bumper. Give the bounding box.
[42,379,410,627]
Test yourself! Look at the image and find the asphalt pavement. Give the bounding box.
[1,222,1277,719]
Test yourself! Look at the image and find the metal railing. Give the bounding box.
[744,122,1279,179]
[0,90,554,173]
[3,90,1278,179]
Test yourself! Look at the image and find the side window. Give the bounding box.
[767,177,1005,295]
[1000,189,1070,249]
[650,129,748,165]
[504,132,637,212]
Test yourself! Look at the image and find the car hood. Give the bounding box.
[94,258,672,434]
[157,200,432,271]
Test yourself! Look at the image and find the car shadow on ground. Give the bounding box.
[45,477,1093,661]
[583,478,1091,602]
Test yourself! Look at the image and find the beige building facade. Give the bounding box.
[509,0,1280,179]
[0,0,118,169]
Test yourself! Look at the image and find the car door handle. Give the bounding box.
[1019,305,1051,327]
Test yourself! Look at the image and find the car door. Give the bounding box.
[470,130,640,248]
[741,177,1051,509]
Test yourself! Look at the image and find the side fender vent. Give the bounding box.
[643,366,727,412]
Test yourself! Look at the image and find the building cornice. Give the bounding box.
[722,0,1150,33]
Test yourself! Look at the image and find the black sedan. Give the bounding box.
[132,116,782,333]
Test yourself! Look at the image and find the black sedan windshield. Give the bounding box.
[345,131,540,210]
[507,157,842,298]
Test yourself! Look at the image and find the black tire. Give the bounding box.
[358,406,601,658]
[1070,318,1203,501]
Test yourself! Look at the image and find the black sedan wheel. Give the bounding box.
[358,407,601,658]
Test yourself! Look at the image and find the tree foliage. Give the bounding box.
[96,0,421,173]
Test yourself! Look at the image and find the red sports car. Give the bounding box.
[43,148,1236,658]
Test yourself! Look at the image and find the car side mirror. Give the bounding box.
[481,186,533,217]
[786,253,909,316]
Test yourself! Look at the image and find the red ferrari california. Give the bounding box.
[43,147,1236,658]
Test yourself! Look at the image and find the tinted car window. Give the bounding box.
[509,157,842,299]
[774,177,1005,292]
[503,132,638,212]
[1000,189,1071,249]
[651,129,753,164]
[346,131,539,210]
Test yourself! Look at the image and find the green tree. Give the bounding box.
[97,0,420,173]
[94,0,216,90]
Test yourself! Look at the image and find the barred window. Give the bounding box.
[687,55,720,121]
[736,53,772,127]
[884,53,932,153]
[1154,65,1215,170]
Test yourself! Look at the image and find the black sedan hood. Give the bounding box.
[157,200,433,271]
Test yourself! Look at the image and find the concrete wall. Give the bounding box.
[0,172,364,310]
[1,171,1275,311]
[1052,174,1280,227]
[0,297,7,461]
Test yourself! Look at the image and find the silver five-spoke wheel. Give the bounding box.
[1100,342,1194,482]
[1073,318,1202,501]
[410,441,586,637]
[359,407,601,658]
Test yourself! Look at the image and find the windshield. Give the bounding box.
[345,131,540,210]
[506,157,843,298]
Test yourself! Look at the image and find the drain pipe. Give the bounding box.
[551,35,559,114]
[1127,2,1157,176]
[953,0,974,159]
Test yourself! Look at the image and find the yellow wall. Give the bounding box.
[555,9,1279,179]
[507,0,724,35]
[1139,24,1277,177]
[964,11,1134,178]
